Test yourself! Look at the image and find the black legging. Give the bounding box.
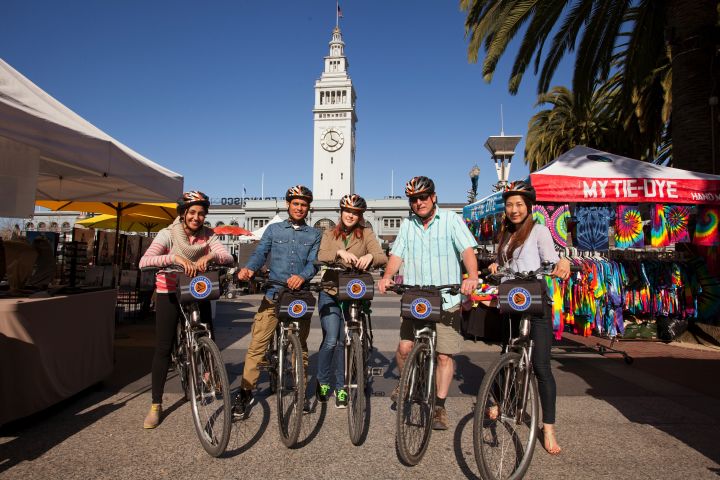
[502,314,556,424]
[530,315,556,425]
[151,293,213,404]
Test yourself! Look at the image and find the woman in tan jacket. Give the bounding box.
[315,194,388,408]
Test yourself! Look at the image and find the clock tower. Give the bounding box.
[313,26,356,199]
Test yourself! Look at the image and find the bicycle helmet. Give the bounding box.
[405,176,435,197]
[176,190,210,215]
[285,185,314,203]
[339,194,367,213]
[502,180,536,203]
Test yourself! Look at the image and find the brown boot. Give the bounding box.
[143,403,162,429]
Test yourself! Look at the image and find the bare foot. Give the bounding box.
[486,404,499,420]
[541,424,562,455]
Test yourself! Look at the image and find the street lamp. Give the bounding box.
[484,135,522,191]
[468,165,480,203]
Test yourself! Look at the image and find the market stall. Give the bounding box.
[0,58,183,424]
[464,146,720,347]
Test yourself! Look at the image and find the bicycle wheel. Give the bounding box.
[396,341,435,465]
[473,352,539,480]
[347,332,367,445]
[188,336,232,457]
[276,331,305,447]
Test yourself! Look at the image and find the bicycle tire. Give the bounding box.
[396,341,435,465]
[188,336,232,457]
[276,332,305,447]
[347,331,367,445]
[473,351,539,480]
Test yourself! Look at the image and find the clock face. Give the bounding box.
[320,128,344,152]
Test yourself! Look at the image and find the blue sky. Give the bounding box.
[3,0,573,204]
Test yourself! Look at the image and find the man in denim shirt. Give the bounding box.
[233,185,321,418]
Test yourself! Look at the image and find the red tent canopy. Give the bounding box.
[214,225,253,236]
[530,146,720,205]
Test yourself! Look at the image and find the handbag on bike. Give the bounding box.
[497,279,548,316]
[177,271,221,303]
[336,273,375,301]
[400,288,442,322]
[276,289,316,322]
[460,303,502,342]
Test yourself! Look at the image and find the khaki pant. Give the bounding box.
[241,297,311,390]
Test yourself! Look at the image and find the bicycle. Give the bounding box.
[472,261,566,479]
[149,265,232,457]
[387,283,461,466]
[246,276,322,448]
[316,261,376,445]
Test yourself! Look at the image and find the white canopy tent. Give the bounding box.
[0,58,183,217]
[251,214,284,239]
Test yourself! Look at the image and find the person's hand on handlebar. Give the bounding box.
[237,267,254,281]
[354,253,373,271]
[287,274,305,290]
[378,276,395,294]
[337,249,359,266]
[551,258,571,281]
[195,253,214,273]
[461,276,479,296]
[175,255,197,276]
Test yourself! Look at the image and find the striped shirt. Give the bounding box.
[391,206,477,308]
[139,227,233,293]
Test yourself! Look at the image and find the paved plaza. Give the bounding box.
[1,293,719,479]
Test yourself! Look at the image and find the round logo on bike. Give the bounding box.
[288,299,308,318]
[189,276,212,299]
[346,279,367,299]
[507,287,532,311]
[410,298,432,319]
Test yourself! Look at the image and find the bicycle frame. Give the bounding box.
[410,326,436,403]
[342,301,373,387]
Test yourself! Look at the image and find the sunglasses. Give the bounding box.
[409,193,431,203]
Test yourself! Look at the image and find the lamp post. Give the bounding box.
[484,135,522,191]
[468,165,480,203]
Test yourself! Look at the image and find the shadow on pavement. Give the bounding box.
[224,395,271,457]
[554,352,720,466]
[453,410,481,480]
[454,354,486,396]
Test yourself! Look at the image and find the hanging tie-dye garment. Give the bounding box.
[548,204,571,248]
[651,204,670,247]
[666,205,690,243]
[614,204,644,248]
[532,205,550,226]
[575,205,613,251]
[693,206,720,247]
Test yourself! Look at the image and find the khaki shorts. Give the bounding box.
[399,305,463,355]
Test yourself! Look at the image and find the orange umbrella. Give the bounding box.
[214,225,253,236]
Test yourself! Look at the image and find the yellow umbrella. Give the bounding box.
[36,201,178,264]
[75,213,172,234]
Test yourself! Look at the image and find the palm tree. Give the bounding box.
[462,0,719,174]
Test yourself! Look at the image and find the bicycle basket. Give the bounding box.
[177,271,220,303]
[276,289,316,322]
[337,273,375,301]
[497,279,548,316]
[400,288,442,322]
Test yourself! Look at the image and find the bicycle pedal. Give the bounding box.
[370,367,384,377]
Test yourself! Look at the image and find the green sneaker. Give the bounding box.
[316,383,331,403]
[335,388,348,409]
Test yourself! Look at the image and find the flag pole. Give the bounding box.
[336,0,339,28]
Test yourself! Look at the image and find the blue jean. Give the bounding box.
[317,291,347,390]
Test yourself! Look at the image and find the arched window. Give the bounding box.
[61,222,71,232]
[313,218,336,233]
[26,222,35,231]
[204,221,211,227]
[38,222,47,231]
[230,220,239,226]
[215,221,225,227]
[50,222,59,232]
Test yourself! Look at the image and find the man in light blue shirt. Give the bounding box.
[379,176,478,430]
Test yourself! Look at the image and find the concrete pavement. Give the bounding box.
[1,293,719,479]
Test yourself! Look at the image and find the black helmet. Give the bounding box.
[339,194,367,213]
[405,176,435,197]
[285,185,313,203]
[502,180,536,203]
[176,190,210,215]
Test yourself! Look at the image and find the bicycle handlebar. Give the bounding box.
[141,264,227,274]
[313,260,376,273]
[250,274,325,292]
[387,283,461,296]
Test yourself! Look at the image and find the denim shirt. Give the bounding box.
[245,220,322,300]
